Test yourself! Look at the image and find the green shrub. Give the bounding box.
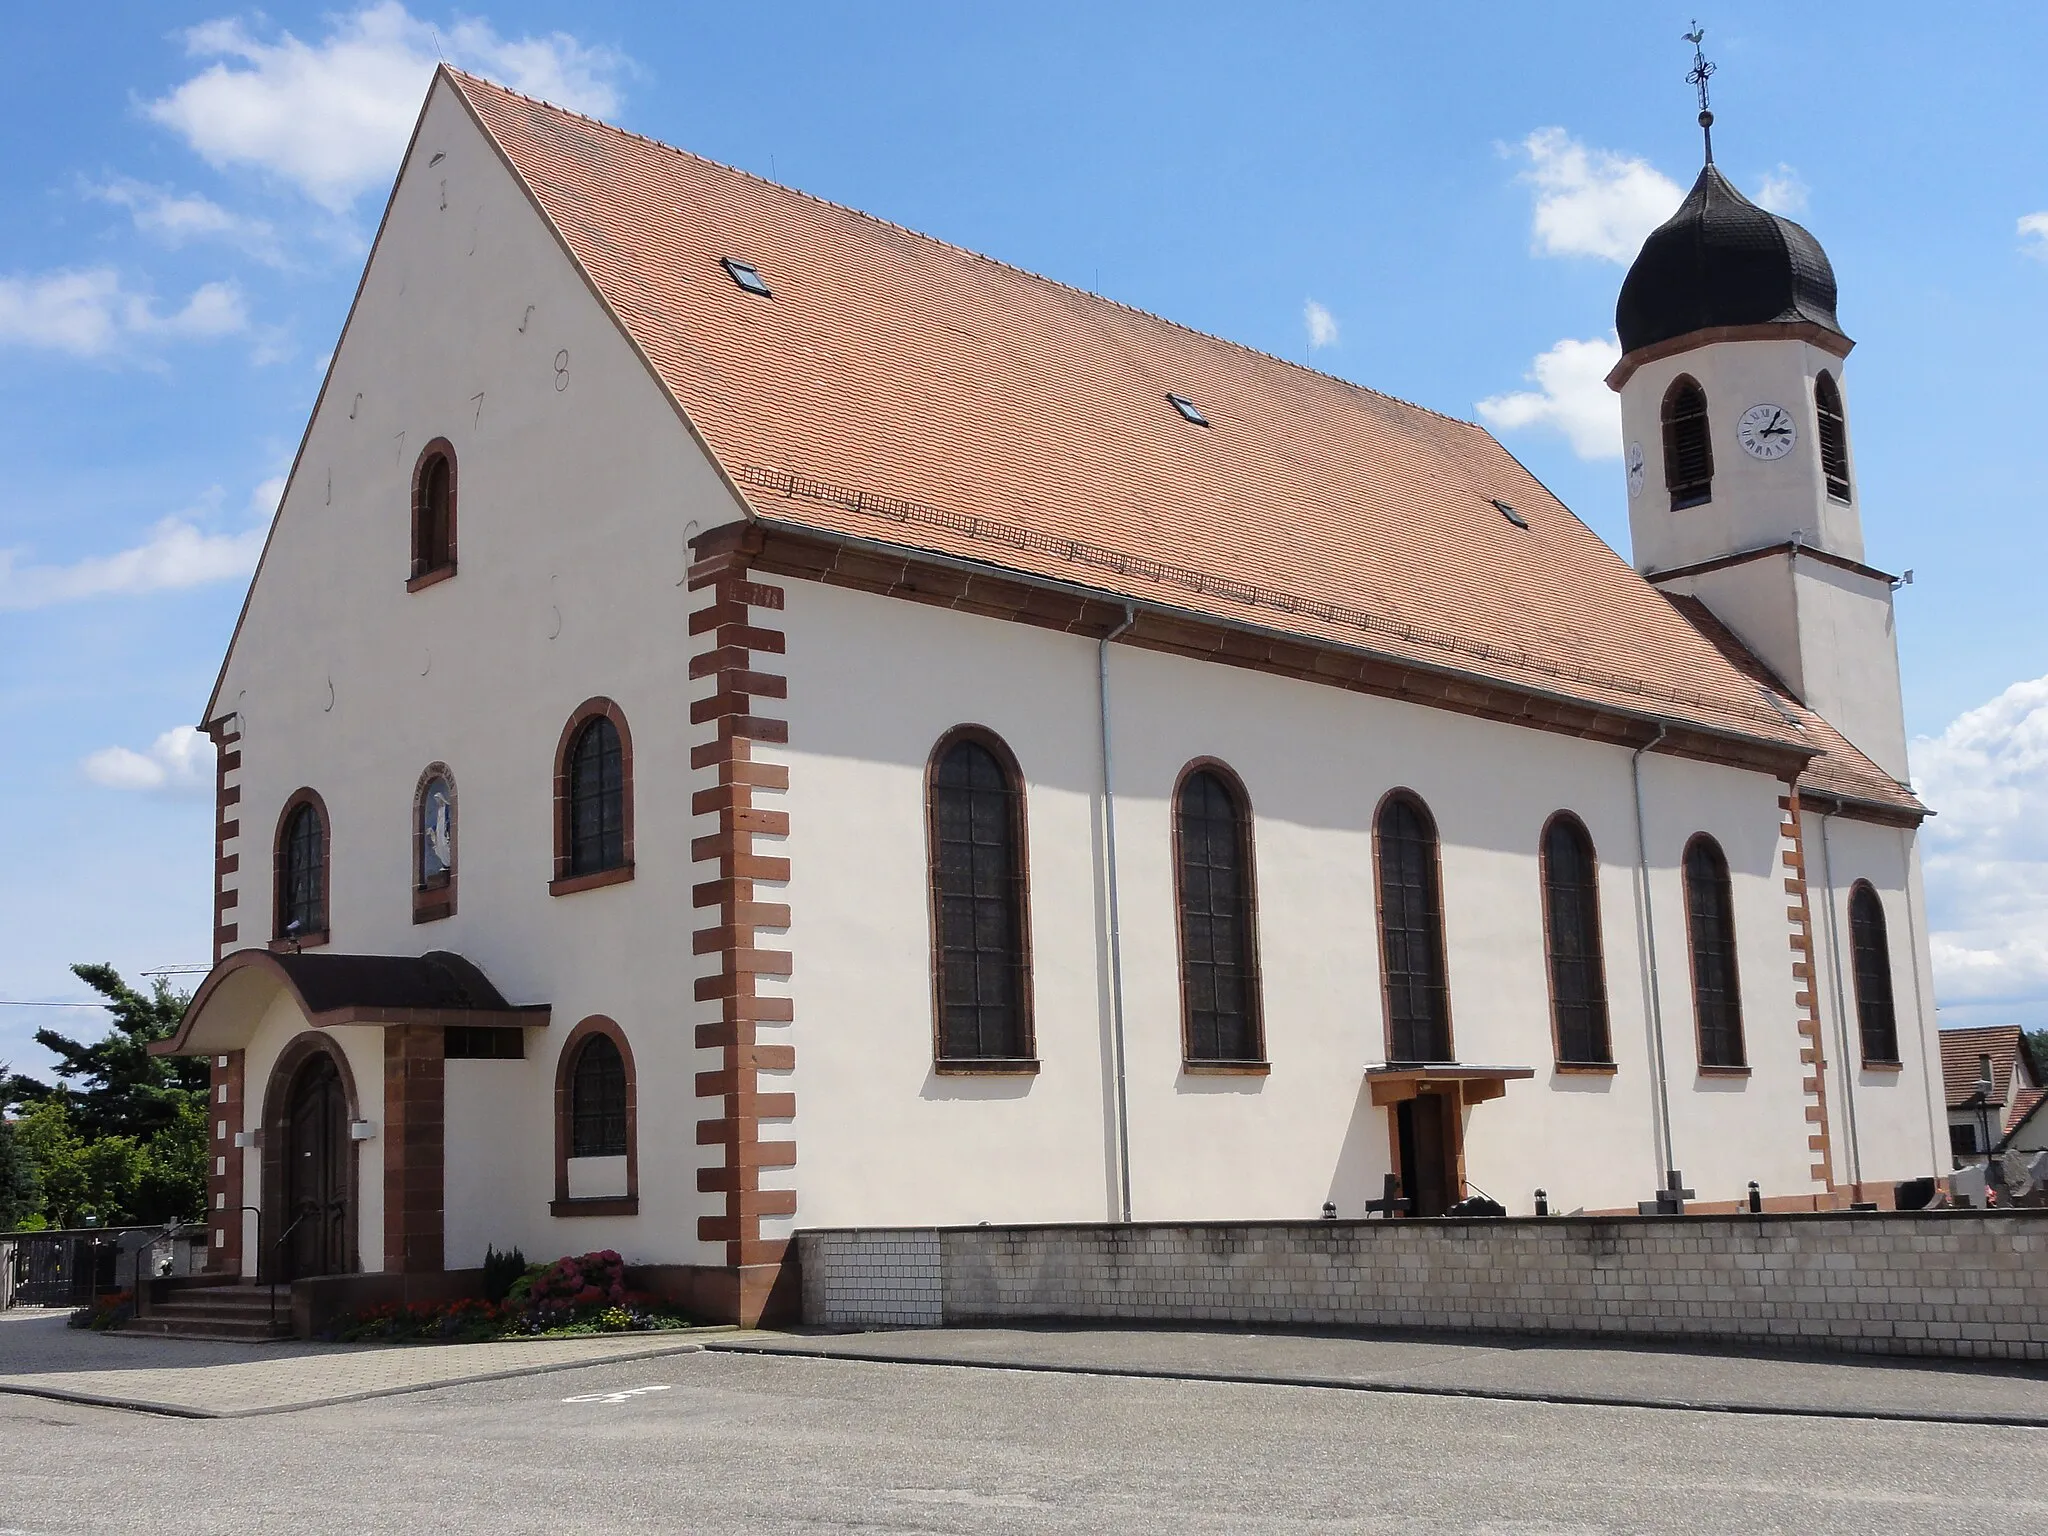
[481,1243,526,1302]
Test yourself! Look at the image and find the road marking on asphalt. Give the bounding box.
[562,1384,673,1405]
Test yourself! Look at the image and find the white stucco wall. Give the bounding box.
[778,577,1868,1224]
[212,76,747,1269]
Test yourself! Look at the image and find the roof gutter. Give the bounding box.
[751,519,1820,773]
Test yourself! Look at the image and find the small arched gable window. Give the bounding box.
[409,439,456,585]
[552,1016,637,1215]
[413,764,456,923]
[927,728,1032,1066]
[1375,792,1451,1064]
[1848,881,1900,1065]
[1683,835,1745,1068]
[1175,764,1263,1066]
[551,700,633,894]
[1815,371,1852,504]
[273,790,329,948]
[1662,375,1714,510]
[1541,813,1611,1066]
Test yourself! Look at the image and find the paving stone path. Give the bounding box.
[0,1307,723,1417]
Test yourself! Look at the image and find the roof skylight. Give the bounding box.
[722,258,771,297]
[1491,498,1529,529]
[1166,393,1209,426]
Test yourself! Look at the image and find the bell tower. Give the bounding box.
[1608,50,1910,784]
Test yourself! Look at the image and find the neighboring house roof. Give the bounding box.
[355,72,1910,818]
[1938,1024,2045,1123]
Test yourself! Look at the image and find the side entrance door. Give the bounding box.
[284,1054,350,1278]
[1396,1092,1457,1218]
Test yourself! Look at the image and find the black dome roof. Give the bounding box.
[1615,164,1845,356]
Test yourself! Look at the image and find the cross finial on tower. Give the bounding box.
[1684,23,1717,164]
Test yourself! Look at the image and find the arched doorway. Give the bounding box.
[262,1036,360,1281]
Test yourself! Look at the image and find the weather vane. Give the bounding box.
[1685,23,1717,164]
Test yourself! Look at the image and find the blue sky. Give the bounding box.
[4,2,2046,1071]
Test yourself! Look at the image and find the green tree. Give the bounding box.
[12,1101,86,1227]
[0,1103,38,1230]
[1,964,206,1141]
[3,966,207,1226]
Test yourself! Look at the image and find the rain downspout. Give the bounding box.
[1099,603,1138,1223]
[1898,826,1943,1170]
[1631,724,1676,1183]
[1813,797,1865,1189]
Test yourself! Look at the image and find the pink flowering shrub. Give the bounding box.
[526,1249,627,1310]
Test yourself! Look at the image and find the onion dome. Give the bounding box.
[1615,163,1845,356]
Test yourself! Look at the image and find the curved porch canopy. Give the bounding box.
[151,948,550,1057]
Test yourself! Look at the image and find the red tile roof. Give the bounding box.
[446,71,1921,815]
[1938,1025,2045,1119]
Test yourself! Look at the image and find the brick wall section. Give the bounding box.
[382,1024,445,1272]
[800,1215,2048,1362]
[688,526,798,1325]
[206,1050,246,1273]
[209,720,243,959]
[801,1230,943,1327]
[1782,789,1835,1188]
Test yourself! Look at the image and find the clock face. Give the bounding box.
[1738,403,1797,460]
[1626,441,1646,498]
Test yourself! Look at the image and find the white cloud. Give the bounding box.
[1475,335,1623,460]
[0,268,247,358]
[1913,674,2048,1018]
[1303,299,1339,350]
[2020,212,2048,259]
[0,514,267,611]
[88,177,283,264]
[1512,127,1683,264]
[81,728,212,795]
[1754,164,1809,216]
[147,3,626,212]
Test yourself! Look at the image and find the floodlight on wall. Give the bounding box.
[349,1120,377,1141]
[233,1130,259,1149]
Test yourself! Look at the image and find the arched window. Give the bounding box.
[1662,375,1713,510]
[570,1035,628,1157]
[1815,371,1851,503]
[1541,814,1611,1066]
[1175,765,1263,1065]
[1376,792,1451,1063]
[552,1017,637,1214]
[274,790,329,946]
[410,440,456,584]
[1683,835,1745,1068]
[1848,881,1900,1065]
[927,728,1032,1065]
[551,700,633,893]
[413,764,456,923]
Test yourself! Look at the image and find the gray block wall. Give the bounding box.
[799,1214,2048,1361]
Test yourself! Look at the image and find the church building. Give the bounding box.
[159,69,1945,1324]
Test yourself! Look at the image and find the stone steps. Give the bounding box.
[131,1284,293,1340]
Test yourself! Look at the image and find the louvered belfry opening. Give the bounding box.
[1848,881,1900,1065]
[1684,835,1746,1067]
[1542,814,1612,1065]
[1377,794,1451,1063]
[1176,768,1261,1063]
[567,717,625,875]
[930,733,1030,1061]
[569,1034,628,1157]
[1816,370,1852,503]
[1663,376,1714,510]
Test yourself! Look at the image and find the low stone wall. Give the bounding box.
[798,1212,2048,1362]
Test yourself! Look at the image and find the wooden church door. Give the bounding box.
[284,1054,350,1278]
[1397,1093,1456,1218]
